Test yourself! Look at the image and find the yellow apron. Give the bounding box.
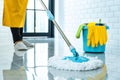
[2,0,28,28]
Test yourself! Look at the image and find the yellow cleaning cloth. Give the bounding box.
[2,0,28,28]
[87,22,107,48]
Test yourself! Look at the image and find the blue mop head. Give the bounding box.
[63,48,89,63]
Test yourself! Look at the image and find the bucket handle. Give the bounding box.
[76,24,86,39]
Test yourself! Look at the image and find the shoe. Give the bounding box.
[23,40,34,47]
[14,42,28,51]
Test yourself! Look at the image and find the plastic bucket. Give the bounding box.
[82,25,109,53]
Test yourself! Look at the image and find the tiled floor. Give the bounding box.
[0,36,120,80]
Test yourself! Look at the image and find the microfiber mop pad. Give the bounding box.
[48,56,103,71]
[48,65,106,79]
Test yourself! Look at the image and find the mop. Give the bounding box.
[39,0,103,70]
[48,65,106,79]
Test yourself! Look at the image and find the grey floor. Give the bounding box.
[0,37,120,80]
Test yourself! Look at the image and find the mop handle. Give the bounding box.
[39,0,73,49]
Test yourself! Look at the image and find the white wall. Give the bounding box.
[55,0,120,53]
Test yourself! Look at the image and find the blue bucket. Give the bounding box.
[82,25,109,53]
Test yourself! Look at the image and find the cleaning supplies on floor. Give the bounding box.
[76,22,109,52]
[39,0,104,71]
